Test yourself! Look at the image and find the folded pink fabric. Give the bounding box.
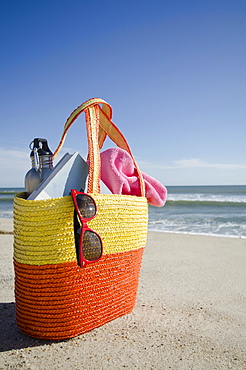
[100,148,167,207]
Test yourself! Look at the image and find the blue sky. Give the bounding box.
[0,0,246,187]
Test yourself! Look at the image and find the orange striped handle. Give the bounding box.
[53,98,145,196]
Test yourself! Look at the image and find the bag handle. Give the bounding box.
[53,98,146,196]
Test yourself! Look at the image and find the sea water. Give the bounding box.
[1,186,246,238]
[0,188,24,218]
[148,185,246,238]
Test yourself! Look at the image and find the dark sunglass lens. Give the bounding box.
[82,230,102,261]
[76,194,96,219]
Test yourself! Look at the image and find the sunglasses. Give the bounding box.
[71,189,103,267]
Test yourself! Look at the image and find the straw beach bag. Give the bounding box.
[13,98,148,340]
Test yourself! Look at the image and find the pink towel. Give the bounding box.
[100,148,167,207]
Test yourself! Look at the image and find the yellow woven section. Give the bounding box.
[13,193,148,265]
[90,194,148,255]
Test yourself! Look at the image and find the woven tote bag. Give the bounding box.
[13,98,148,340]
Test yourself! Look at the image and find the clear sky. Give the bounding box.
[1,0,246,187]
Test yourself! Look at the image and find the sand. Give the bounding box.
[0,218,246,369]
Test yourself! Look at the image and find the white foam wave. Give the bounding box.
[148,217,246,238]
[167,193,246,203]
[0,210,13,218]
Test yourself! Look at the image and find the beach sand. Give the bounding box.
[0,218,245,369]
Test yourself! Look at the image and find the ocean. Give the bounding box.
[1,186,246,238]
[0,188,25,219]
[149,185,246,238]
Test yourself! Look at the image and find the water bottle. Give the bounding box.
[38,139,53,182]
[25,138,53,196]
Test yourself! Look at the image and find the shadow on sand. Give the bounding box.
[0,303,59,352]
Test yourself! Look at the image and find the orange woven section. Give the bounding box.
[14,248,144,340]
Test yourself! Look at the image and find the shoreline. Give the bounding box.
[1,217,245,240]
[148,227,246,239]
[1,222,246,368]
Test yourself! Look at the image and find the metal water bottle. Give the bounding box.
[38,139,53,182]
[24,138,53,196]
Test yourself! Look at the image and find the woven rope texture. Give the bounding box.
[14,248,144,340]
[14,193,148,265]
